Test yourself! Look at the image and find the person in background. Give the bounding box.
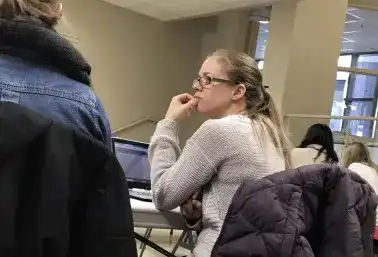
[342,141,378,254]
[148,49,292,257]
[0,0,111,147]
[292,123,339,167]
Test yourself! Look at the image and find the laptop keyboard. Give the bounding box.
[129,188,152,202]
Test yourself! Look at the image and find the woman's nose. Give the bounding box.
[192,82,202,91]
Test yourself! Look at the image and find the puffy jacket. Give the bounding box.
[212,164,378,257]
[0,102,137,257]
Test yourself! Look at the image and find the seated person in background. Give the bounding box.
[0,0,111,147]
[342,141,378,253]
[148,49,292,257]
[292,123,339,167]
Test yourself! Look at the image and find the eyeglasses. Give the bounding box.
[193,75,271,89]
[193,75,236,88]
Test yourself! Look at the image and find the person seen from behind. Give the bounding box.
[0,0,111,147]
[292,123,339,167]
[148,49,292,257]
[342,141,378,253]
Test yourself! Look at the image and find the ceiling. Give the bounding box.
[255,7,378,60]
[102,0,278,21]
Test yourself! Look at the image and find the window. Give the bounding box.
[254,21,269,60]
[251,7,378,138]
[330,54,378,138]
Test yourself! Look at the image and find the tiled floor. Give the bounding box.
[135,228,191,257]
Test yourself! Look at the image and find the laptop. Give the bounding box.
[112,138,152,201]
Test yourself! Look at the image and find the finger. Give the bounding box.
[192,191,199,199]
[192,200,202,209]
[176,93,193,104]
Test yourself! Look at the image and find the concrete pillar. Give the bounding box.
[201,9,251,58]
[263,0,348,144]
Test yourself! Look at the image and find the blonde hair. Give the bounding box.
[211,49,293,168]
[342,142,377,170]
[0,0,62,26]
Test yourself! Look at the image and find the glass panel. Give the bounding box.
[331,72,378,137]
[338,55,352,68]
[254,22,269,60]
[349,73,378,98]
[356,54,378,70]
[330,72,349,132]
[257,60,264,70]
[344,101,374,137]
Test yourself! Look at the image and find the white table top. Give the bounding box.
[130,199,186,230]
[130,199,181,213]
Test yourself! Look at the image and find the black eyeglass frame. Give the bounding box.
[193,75,270,89]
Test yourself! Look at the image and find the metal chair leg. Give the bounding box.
[139,228,151,249]
[169,229,174,244]
[171,230,186,255]
[139,228,152,257]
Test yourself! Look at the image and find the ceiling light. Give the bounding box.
[259,21,269,24]
[342,37,355,43]
[344,30,360,34]
[345,20,361,24]
[346,12,363,20]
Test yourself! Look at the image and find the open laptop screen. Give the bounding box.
[112,138,151,189]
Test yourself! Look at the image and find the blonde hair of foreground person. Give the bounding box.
[342,141,378,171]
[0,0,62,26]
[211,50,292,168]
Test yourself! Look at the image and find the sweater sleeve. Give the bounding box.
[148,119,229,210]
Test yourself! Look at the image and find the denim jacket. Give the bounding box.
[0,54,112,148]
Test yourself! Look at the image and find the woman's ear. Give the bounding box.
[232,84,246,101]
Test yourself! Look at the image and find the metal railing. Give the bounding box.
[284,114,378,121]
[112,118,157,134]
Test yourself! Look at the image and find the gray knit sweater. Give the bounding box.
[149,115,285,257]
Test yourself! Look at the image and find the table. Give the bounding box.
[131,199,187,230]
[130,199,190,257]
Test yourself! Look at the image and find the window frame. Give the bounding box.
[338,52,378,138]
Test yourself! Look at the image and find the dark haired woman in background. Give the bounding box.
[292,123,339,167]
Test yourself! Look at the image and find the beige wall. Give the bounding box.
[59,0,212,142]
[58,0,251,143]
[349,0,378,9]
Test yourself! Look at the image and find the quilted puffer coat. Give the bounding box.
[212,164,378,257]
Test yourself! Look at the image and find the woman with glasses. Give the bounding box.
[148,49,292,257]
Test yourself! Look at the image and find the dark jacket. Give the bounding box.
[0,18,112,147]
[212,164,378,257]
[0,102,137,257]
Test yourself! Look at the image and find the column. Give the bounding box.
[263,0,348,144]
[201,9,251,58]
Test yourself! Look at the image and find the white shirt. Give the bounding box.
[291,144,328,168]
[348,162,378,225]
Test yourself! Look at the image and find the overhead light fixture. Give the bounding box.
[259,20,269,24]
[345,11,363,24]
[344,30,361,34]
[342,37,355,43]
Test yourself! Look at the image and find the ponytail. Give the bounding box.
[254,89,293,169]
